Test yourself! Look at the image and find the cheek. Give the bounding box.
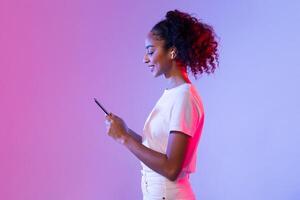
[152,53,167,65]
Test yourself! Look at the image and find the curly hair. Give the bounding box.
[151,9,219,79]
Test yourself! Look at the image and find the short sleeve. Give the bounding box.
[169,91,200,137]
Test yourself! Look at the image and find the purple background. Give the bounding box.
[1,0,300,199]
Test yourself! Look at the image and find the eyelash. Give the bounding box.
[147,52,154,55]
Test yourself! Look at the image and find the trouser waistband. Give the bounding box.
[141,169,190,181]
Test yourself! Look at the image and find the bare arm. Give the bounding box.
[123,130,190,181]
[127,128,142,143]
[104,113,190,181]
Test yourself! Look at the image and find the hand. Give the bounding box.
[105,112,130,144]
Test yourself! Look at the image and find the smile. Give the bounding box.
[149,65,155,71]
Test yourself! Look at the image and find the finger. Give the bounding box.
[111,113,119,119]
[110,113,116,119]
[107,131,113,136]
[105,115,113,123]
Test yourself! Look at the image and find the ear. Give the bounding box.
[169,46,177,59]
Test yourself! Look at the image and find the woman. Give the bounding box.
[105,9,218,200]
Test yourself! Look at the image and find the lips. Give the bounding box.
[149,65,155,72]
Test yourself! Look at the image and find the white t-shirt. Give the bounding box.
[140,83,205,180]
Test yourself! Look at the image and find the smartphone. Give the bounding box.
[94,98,109,115]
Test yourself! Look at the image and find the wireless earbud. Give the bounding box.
[171,51,176,59]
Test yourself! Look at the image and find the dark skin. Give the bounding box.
[105,32,191,181]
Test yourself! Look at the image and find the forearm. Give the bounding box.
[123,135,173,180]
[127,128,142,143]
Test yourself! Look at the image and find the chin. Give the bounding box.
[153,72,162,78]
[153,69,163,77]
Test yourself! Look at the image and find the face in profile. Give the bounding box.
[143,32,173,78]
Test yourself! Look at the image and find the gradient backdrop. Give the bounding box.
[1,0,300,199]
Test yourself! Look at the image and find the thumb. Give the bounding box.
[105,113,112,120]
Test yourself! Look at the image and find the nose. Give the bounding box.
[143,53,150,64]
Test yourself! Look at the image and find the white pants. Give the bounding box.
[141,170,196,200]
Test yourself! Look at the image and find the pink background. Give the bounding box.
[1,0,300,199]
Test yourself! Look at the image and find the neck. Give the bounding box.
[165,63,191,89]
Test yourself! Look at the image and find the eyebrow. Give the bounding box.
[145,45,154,49]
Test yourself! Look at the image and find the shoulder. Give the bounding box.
[175,84,201,102]
[180,84,205,115]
